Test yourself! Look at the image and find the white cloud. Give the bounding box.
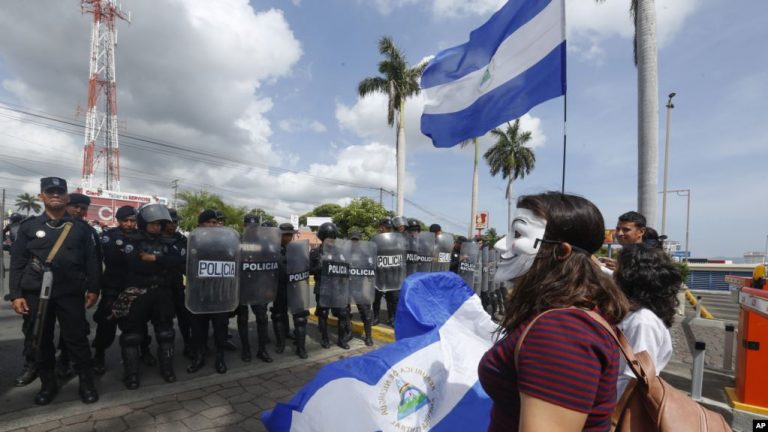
[432,0,505,19]
[278,118,327,133]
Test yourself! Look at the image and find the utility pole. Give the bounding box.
[661,92,676,236]
[379,188,383,207]
[171,179,179,208]
[469,138,479,238]
[1,188,5,290]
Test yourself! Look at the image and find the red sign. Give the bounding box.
[78,188,168,227]
[475,211,489,229]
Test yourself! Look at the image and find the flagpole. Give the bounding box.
[561,93,567,193]
[560,0,567,193]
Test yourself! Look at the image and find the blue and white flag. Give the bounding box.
[421,0,566,148]
[261,272,497,431]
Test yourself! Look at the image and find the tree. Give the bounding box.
[332,198,390,239]
[483,119,536,236]
[299,203,343,228]
[15,192,41,215]
[247,208,276,226]
[358,36,428,216]
[596,0,658,226]
[176,190,246,232]
[483,228,500,247]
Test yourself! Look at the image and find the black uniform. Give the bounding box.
[310,243,351,349]
[9,213,100,403]
[272,243,310,358]
[165,230,192,356]
[117,229,183,388]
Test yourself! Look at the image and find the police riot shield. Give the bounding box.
[373,233,406,292]
[348,240,377,305]
[432,233,454,272]
[480,247,490,292]
[487,249,498,291]
[405,234,419,276]
[416,232,436,273]
[186,227,240,314]
[458,241,480,292]
[286,240,311,314]
[239,226,280,306]
[317,239,351,309]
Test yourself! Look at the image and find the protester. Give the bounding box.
[600,211,647,270]
[613,243,680,398]
[478,191,629,431]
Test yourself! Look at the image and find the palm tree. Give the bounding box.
[15,192,41,215]
[483,120,536,235]
[596,0,658,226]
[358,36,428,216]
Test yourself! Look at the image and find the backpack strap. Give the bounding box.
[513,307,650,387]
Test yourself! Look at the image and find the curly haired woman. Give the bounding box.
[613,243,681,399]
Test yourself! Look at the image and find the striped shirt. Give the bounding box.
[478,309,620,431]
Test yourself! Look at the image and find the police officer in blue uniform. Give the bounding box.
[272,222,310,359]
[163,208,192,359]
[9,177,100,405]
[310,222,352,349]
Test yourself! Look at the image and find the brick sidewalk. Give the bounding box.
[3,344,374,432]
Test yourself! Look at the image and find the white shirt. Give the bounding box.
[616,308,673,399]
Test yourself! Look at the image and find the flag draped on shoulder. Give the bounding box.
[261,272,497,431]
[420,0,566,148]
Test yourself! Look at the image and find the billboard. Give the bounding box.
[475,211,489,230]
[79,188,168,226]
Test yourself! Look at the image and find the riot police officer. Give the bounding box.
[392,216,408,233]
[92,205,150,375]
[371,218,393,326]
[9,177,100,405]
[272,222,310,358]
[114,204,182,389]
[310,222,352,349]
[164,208,192,359]
[232,216,274,364]
[187,209,232,374]
[349,229,374,346]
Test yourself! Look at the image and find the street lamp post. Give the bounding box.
[658,188,690,261]
[661,92,676,236]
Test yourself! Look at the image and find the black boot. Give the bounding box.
[92,349,106,376]
[214,351,227,374]
[14,360,38,387]
[272,316,286,354]
[140,343,157,367]
[121,345,141,390]
[283,318,294,340]
[318,314,331,349]
[294,316,308,359]
[361,308,374,347]
[337,313,350,350]
[158,342,176,383]
[33,370,58,406]
[186,350,205,374]
[78,371,99,404]
[256,320,273,363]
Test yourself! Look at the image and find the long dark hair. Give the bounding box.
[500,192,629,334]
[614,244,681,327]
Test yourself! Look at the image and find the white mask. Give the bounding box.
[494,208,547,283]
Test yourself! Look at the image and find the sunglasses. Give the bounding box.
[534,238,591,255]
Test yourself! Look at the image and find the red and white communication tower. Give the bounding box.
[80,0,130,191]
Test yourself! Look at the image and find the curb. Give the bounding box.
[307,308,395,343]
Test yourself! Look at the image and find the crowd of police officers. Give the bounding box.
[6,176,496,407]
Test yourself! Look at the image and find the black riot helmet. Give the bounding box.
[9,212,23,223]
[317,222,338,241]
[392,216,408,229]
[261,220,276,228]
[137,203,172,231]
[243,213,259,226]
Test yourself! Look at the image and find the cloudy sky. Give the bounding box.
[0,0,766,258]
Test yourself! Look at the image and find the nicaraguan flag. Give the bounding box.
[421,0,566,148]
[261,272,496,431]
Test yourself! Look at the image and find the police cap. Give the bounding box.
[429,224,441,233]
[40,177,67,193]
[198,209,219,224]
[243,213,259,225]
[279,223,297,234]
[378,218,393,228]
[68,193,91,206]
[407,219,421,232]
[116,205,137,221]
